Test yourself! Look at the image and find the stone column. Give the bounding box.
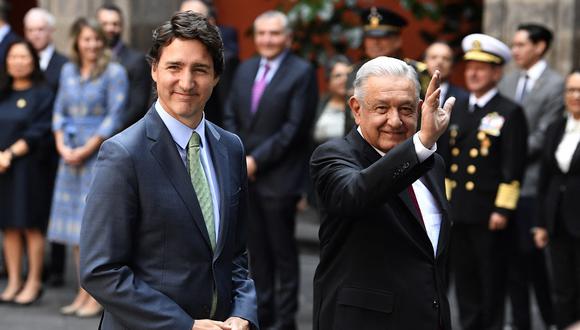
[38,0,183,53]
[484,0,580,75]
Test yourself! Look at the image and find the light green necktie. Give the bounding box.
[188,132,216,251]
[188,132,218,317]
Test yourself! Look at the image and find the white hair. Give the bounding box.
[354,56,420,103]
[254,10,291,34]
[24,7,55,28]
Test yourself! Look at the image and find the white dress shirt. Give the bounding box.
[357,128,442,254]
[155,100,221,241]
[555,116,580,173]
[39,44,55,71]
[469,88,498,112]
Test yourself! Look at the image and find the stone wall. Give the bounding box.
[38,0,183,54]
[484,0,580,75]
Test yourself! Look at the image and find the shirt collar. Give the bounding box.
[155,100,207,150]
[525,59,547,81]
[469,88,498,109]
[259,50,288,71]
[0,25,10,42]
[357,126,386,156]
[565,114,580,133]
[39,44,55,71]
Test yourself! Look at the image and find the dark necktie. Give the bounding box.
[518,74,529,103]
[407,185,423,223]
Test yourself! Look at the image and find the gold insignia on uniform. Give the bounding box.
[465,181,475,191]
[450,164,458,173]
[451,130,458,138]
[368,7,382,28]
[467,165,476,174]
[495,181,521,210]
[452,148,460,156]
[16,98,27,108]
[472,40,482,50]
[480,138,491,156]
[477,131,486,141]
[469,148,478,158]
[445,178,454,200]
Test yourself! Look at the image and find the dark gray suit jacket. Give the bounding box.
[498,65,565,196]
[223,52,318,196]
[80,106,258,329]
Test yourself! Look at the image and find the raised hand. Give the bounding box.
[418,70,455,148]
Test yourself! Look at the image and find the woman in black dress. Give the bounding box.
[534,69,580,328]
[0,40,54,305]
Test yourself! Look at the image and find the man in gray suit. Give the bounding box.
[498,23,564,330]
[80,11,257,330]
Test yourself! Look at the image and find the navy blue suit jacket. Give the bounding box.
[80,106,258,329]
[0,29,21,72]
[43,50,68,92]
[223,52,318,196]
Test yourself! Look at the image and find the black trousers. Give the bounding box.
[507,197,554,329]
[550,225,580,329]
[452,222,508,330]
[247,188,299,330]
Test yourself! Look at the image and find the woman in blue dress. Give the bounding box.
[47,18,128,317]
[0,40,54,305]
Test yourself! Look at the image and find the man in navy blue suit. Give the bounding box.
[80,11,257,330]
[224,10,318,330]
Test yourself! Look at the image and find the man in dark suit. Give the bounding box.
[179,0,240,127]
[439,34,528,330]
[498,23,562,330]
[311,56,455,330]
[0,1,20,73]
[96,4,152,129]
[425,41,469,105]
[80,11,257,330]
[23,7,69,288]
[223,10,318,330]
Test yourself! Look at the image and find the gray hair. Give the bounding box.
[354,56,420,103]
[254,10,292,34]
[24,7,56,28]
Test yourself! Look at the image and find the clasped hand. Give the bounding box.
[0,150,13,173]
[418,70,455,149]
[192,317,250,330]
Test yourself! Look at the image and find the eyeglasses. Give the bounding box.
[566,88,580,95]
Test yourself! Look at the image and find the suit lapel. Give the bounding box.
[347,129,434,257]
[243,59,260,125]
[146,108,213,251]
[205,123,230,260]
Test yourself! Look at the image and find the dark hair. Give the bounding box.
[0,40,45,99]
[517,23,553,55]
[0,0,10,21]
[147,11,224,76]
[570,68,580,75]
[97,3,124,23]
[324,55,351,79]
